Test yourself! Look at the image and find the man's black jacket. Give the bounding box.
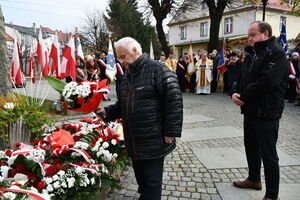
[232,37,289,119]
[104,54,183,160]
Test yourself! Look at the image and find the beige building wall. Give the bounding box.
[256,10,300,39]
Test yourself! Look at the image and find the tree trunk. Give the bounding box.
[208,12,223,54]
[156,19,170,57]
[0,6,10,96]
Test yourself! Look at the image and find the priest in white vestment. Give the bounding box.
[195,53,213,94]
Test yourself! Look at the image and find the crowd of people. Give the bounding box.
[156,41,300,106]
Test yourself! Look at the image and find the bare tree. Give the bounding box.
[0,6,10,96]
[81,9,109,56]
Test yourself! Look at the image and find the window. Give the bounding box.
[201,1,208,9]
[280,16,287,31]
[224,17,233,34]
[287,0,297,6]
[180,26,187,40]
[200,22,208,37]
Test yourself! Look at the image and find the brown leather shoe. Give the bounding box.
[262,197,280,200]
[233,179,262,190]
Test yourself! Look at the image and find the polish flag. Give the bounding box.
[29,47,36,83]
[49,32,61,79]
[37,28,49,77]
[11,39,23,86]
[61,34,76,81]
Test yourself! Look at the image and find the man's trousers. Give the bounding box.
[132,157,165,200]
[244,115,280,199]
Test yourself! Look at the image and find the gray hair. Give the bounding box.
[114,37,142,54]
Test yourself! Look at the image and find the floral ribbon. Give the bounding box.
[0,186,50,200]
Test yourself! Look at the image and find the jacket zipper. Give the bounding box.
[126,72,137,158]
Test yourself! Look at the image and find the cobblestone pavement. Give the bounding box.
[17,81,300,199]
[107,91,300,200]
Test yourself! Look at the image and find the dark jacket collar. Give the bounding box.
[128,53,149,73]
[254,36,275,53]
[244,36,275,55]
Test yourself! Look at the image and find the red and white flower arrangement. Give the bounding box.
[0,115,127,200]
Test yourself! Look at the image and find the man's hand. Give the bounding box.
[231,93,245,106]
[94,107,107,117]
[164,137,175,144]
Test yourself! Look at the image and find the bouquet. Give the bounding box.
[0,115,128,200]
[47,77,110,113]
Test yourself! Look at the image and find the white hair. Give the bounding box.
[114,37,142,54]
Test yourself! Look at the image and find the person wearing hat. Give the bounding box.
[287,52,300,103]
[85,55,100,81]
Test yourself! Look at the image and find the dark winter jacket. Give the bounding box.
[232,37,289,119]
[104,54,183,160]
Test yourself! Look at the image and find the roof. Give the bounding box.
[168,0,295,26]
[5,23,37,37]
[5,32,14,41]
[57,31,70,44]
[40,26,55,34]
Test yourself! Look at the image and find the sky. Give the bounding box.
[1,0,109,32]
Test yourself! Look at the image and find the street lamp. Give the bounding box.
[262,0,268,21]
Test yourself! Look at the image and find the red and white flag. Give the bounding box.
[49,32,61,79]
[61,34,76,81]
[28,46,36,83]
[37,28,49,77]
[11,39,23,86]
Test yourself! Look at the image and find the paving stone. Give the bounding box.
[183,114,213,123]
[181,126,242,142]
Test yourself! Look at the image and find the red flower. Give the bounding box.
[77,97,85,105]
[73,136,81,142]
[36,181,45,191]
[45,165,59,177]
[8,169,18,178]
[63,103,68,110]
[27,172,36,180]
[16,164,26,173]
[53,159,63,166]
[5,149,12,156]
[90,84,97,92]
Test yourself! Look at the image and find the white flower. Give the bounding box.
[90,177,95,185]
[111,139,117,145]
[0,176,4,182]
[74,141,89,150]
[29,148,46,163]
[52,175,59,181]
[57,170,66,176]
[67,177,75,188]
[112,153,118,159]
[46,185,54,192]
[53,181,61,189]
[61,181,67,188]
[102,142,109,149]
[75,167,83,174]
[4,102,16,110]
[0,166,9,178]
[0,150,5,158]
[3,192,16,200]
[44,177,53,184]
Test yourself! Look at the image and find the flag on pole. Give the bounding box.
[186,43,195,82]
[49,32,61,78]
[76,36,84,60]
[105,37,117,81]
[29,44,36,83]
[217,40,227,74]
[37,28,49,77]
[11,39,23,86]
[149,40,154,59]
[278,23,288,54]
[61,34,76,81]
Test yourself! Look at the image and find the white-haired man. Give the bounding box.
[95,37,183,200]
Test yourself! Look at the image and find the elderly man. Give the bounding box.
[231,21,288,200]
[95,37,183,200]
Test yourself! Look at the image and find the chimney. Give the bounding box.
[32,22,36,33]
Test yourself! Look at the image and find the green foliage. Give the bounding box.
[0,95,54,142]
[106,0,162,57]
[11,154,43,179]
[46,76,66,93]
